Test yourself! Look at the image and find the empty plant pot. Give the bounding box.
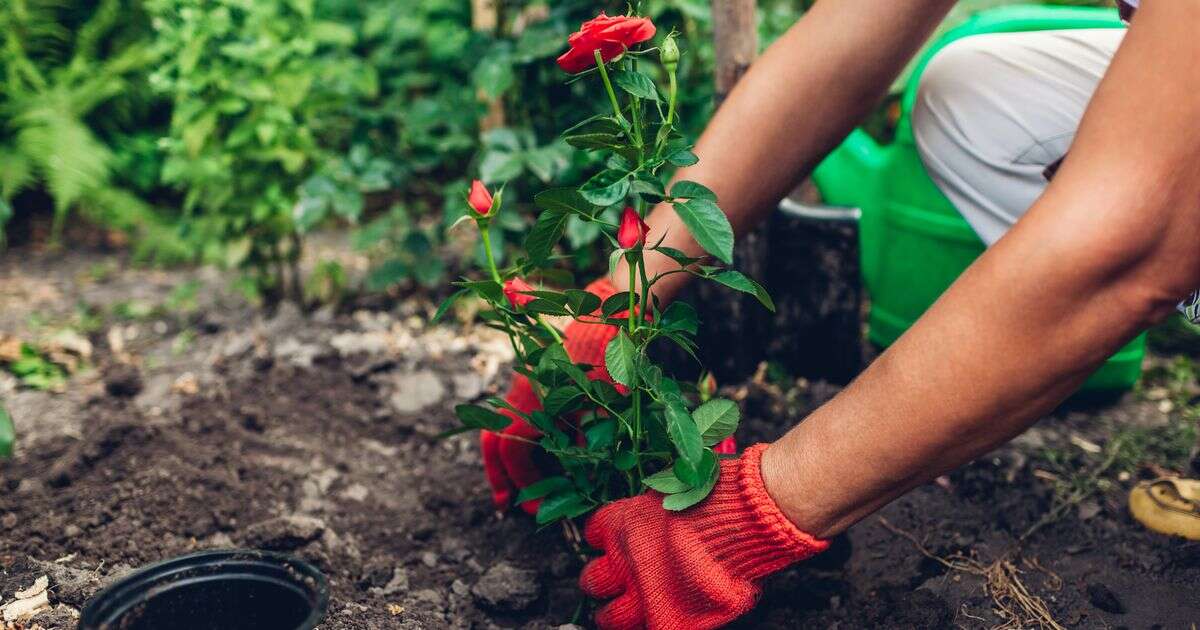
[78,549,328,630]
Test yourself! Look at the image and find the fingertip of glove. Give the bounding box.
[579,556,624,599]
[594,593,643,630]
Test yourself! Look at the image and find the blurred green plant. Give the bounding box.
[0,0,181,253]
[0,403,13,458]
[148,0,366,301]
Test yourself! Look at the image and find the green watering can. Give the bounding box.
[806,4,1144,391]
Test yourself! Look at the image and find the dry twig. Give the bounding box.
[878,517,1065,630]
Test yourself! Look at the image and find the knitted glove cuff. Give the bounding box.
[692,444,829,581]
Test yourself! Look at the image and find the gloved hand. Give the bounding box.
[482,278,620,514]
[579,443,828,630]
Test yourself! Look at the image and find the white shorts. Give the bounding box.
[911,28,1200,322]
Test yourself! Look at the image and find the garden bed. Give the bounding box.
[1,247,1198,629]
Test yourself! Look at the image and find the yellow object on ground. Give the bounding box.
[1128,478,1200,541]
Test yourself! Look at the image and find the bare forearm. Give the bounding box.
[764,0,1200,538]
[615,0,956,298]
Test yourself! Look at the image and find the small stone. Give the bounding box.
[1087,582,1125,614]
[450,579,469,597]
[1,513,17,529]
[244,515,326,551]
[421,552,438,568]
[63,524,82,538]
[389,371,446,414]
[452,373,485,400]
[340,483,369,502]
[471,562,541,613]
[372,568,409,596]
[1077,500,1102,521]
[411,588,444,608]
[273,337,324,368]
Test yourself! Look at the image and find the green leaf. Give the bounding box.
[614,70,660,101]
[536,489,594,525]
[670,180,717,201]
[534,188,594,216]
[666,399,704,473]
[693,399,740,445]
[604,330,638,388]
[432,289,469,324]
[711,270,775,312]
[454,404,511,431]
[663,454,720,511]
[460,280,504,304]
[643,467,690,494]
[678,447,717,485]
[655,246,701,267]
[480,150,523,183]
[672,199,734,264]
[631,175,667,201]
[542,387,584,416]
[365,259,410,290]
[659,302,698,335]
[602,292,635,318]
[472,55,515,99]
[525,211,569,264]
[516,476,572,504]
[524,299,571,316]
[585,419,616,450]
[667,147,699,167]
[565,289,601,316]
[580,170,630,207]
[614,449,638,471]
[0,405,13,458]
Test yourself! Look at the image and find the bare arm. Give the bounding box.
[612,0,957,299]
[763,0,1200,538]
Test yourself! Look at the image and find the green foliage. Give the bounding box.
[5,343,66,390]
[0,403,13,458]
[147,0,367,300]
[0,0,178,251]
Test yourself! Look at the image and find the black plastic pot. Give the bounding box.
[78,549,328,630]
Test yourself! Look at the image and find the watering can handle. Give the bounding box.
[810,128,886,212]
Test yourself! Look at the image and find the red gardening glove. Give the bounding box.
[579,443,828,630]
[481,278,620,515]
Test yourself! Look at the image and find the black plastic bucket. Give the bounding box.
[78,549,328,630]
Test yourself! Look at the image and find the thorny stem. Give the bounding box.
[479,225,502,285]
[594,50,627,128]
[536,315,564,343]
[628,251,645,486]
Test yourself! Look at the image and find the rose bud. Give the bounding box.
[660,34,680,69]
[616,207,650,249]
[557,13,656,74]
[468,180,494,216]
[503,278,536,309]
[698,372,717,401]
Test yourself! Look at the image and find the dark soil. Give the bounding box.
[1,248,1199,629]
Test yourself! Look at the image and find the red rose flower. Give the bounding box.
[503,277,536,309]
[616,207,650,249]
[556,13,656,74]
[468,180,494,216]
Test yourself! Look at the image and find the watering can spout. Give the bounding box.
[812,128,885,209]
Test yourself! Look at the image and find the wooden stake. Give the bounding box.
[471,0,505,130]
[711,0,758,105]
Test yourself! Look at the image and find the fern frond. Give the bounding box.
[0,148,35,199]
[12,92,112,212]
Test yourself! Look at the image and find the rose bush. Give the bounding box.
[440,12,774,525]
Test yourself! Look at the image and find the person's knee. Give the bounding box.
[911,36,1006,161]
